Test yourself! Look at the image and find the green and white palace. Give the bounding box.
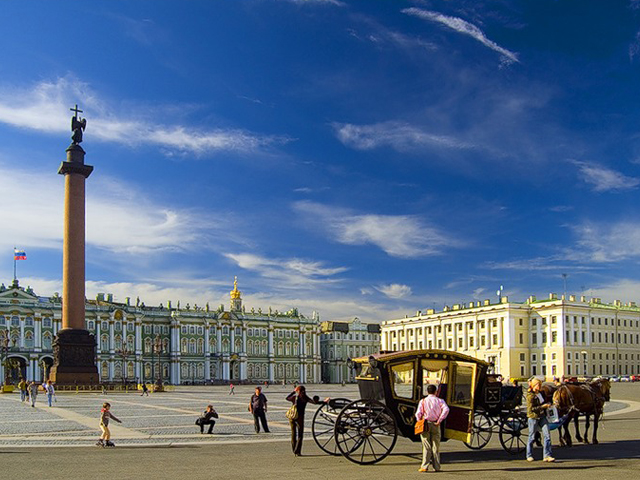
[0,278,321,385]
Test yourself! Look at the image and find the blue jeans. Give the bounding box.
[527,417,552,459]
[47,393,53,407]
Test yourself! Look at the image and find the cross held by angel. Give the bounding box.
[70,104,87,145]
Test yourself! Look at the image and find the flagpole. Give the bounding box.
[13,247,17,282]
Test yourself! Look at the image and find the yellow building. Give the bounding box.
[381,293,640,380]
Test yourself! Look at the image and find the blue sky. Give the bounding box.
[2,0,640,322]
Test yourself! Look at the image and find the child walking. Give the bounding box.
[97,402,122,447]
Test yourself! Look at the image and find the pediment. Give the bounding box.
[0,285,39,303]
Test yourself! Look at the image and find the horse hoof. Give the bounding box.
[593,440,598,445]
[584,440,590,445]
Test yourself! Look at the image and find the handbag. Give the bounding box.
[285,404,298,421]
[414,419,425,435]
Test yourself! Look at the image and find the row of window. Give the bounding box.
[0,317,53,327]
[323,332,380,341]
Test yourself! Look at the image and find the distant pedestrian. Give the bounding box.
[44,380,56,407]
[28,381,38,407]
[249,386,270,433]
[286,385,329,456]
[97,402,121,447]
[415,384,450,472]
[101,384,107,395]
[18,378,28,402]
[141,383,149,396]
[196,405,218,434]
[264,380,268,389]
[229,383,235,395]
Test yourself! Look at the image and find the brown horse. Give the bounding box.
[553,378,611,445]
[539,383,573,447]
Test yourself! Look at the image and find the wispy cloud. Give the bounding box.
[0,161,225,255]
[281,0,345,6]
[332,121,472,152]
[224,252,347,288]
[375,283,412,299]
[549,205,574,213]
[0,77,288,155]
[574,221,640,262]
[572,160,640,192]
[402,7,519,65]
[294,201,460,258]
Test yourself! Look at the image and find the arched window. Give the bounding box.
[189,338,196,354]
[43,317,52,328]
[25,331,34,348]
[247,340,253,355]
[210,338,216,353]
[101,335,109,352]
[197,363,204,378]
[248,364,254,377]
[294,342,299,356]
[181,338,188,353]
[235,339,242,353]
[285,343,291,356]
[144,363,152,379]
[127,362,135,379]
[11,316,19,326]
[277,341,284,356]
[181,363,188,377]
[277,364,284,378]
[126,335,135,351]
[196,338,204,354]
[163,363,170,379]
[222,339,230,353]
[262,340,267,355]
[25,316,34,326]
[114,335,123,350]
[114,361,122,379]
[163,338,169,353]
[43,332,52,350]
[222,326,229,335]
[144,337,152,353]
[101,362,109,379]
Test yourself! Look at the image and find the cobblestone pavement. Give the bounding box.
[0,384,345,447]
[1,384,639,480]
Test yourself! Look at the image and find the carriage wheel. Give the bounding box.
[498,413,528,455]
[334,399,398,465]
[312,398,352,455]
[463,410,493,450]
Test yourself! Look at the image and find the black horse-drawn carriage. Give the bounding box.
[311,349,527,464]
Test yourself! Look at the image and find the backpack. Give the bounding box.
[285,404,298,421]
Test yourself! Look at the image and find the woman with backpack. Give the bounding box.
[285,385,329,456]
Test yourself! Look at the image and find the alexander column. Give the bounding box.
[49,105,98,384]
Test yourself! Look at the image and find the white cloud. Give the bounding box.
[224,252,347,288]
[549,205,574,212]
[333,121,471,152]
[574,221,640,262]
[294,201,459,258]
[282,0,345,6]
[0,161,224,255]
[0,77,288,155]
[375,283,412,299]
[587,278,640,305]
[472,287,486,299]
[402,8,519,65]
[572,160,640,192]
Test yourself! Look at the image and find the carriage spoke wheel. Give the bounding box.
[334,399,397,465]
[312,398,352,456]
[464,410,493,450]
[499,413,528,455]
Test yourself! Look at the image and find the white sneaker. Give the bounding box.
[527,457,534,462]
[544,457,555,462]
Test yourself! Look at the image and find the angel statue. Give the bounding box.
[70,104,86,145]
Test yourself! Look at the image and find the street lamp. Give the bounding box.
[1,336,11,386]
[581,350,588,379]
[153,335,163,390]
[116,346,132,390]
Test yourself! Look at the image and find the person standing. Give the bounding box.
[526,377,554,462]
[229,383,235,395]
[141,383,149,396]
[197,405,218,434]
[415,384,450,472]
[286,385,329,456]
[28,381,38,408]
[44,380,56,407]
[18,378,28,403]
[97,402,122,447]
[249,386,270,433]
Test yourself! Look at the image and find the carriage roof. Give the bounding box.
[352,349,491,368]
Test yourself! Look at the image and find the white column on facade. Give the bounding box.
[96,318,101,354]
[108,359,114,381]
[230,323,236,353]
[268,325,274,382]
[135,318,142,353]
[463,322,469,350]
[570,315,575,346]
[586,314,592,346]
[241,325,247,354]
[299,331,306,383]
[204,323,211,381]
[473,319,479,350]
[35,317,42,350]
[498,317,504,349]
[216,323,222,353]
[109,320,115,354]
[19,318,25,348]
[34,359,41,383]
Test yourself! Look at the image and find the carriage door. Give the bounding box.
[389,361,417,435]
[444,361,477,443]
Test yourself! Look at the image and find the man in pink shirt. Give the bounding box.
[415,384,450,472]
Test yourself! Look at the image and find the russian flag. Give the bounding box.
[14,249,26,261]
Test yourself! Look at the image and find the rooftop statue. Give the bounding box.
[70,104,86,145]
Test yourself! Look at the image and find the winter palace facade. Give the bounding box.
[0,278,322,385]
[381,293,640,380]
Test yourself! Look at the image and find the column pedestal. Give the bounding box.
[49,329,98,384]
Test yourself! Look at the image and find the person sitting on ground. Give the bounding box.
[197,405,218,434]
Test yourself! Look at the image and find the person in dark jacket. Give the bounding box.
[249,386,270,433]
[198,404,218,434]
[286,385,329,456]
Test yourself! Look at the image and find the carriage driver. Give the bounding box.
[526,377,555,463]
